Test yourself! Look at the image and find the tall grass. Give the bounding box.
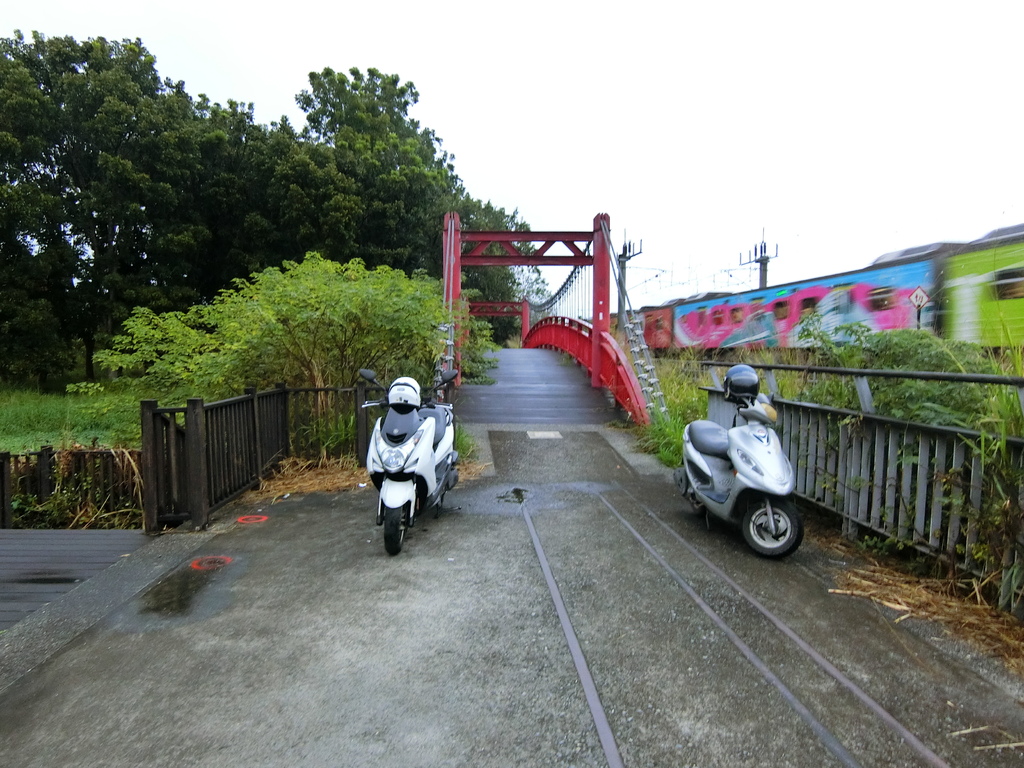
[639,350,709,466]
[0,385,141,453]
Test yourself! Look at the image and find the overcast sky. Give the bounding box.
[9,1,1024,308]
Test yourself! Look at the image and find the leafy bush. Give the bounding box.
[641,351,709,465]
[97,255,449,401]
[794,320,998,428]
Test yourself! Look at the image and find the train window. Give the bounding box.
[729,306,744,325]
[712,308,724,326]
[868,287,895,311]
[799,297,818,315]
[696,308,706,327]
[772,301,790,321]
[994,268,1024,300]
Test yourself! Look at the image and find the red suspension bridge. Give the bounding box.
[442,212,665,424]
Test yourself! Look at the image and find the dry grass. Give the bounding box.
[241,455,491,503]
[807,515,1024,680]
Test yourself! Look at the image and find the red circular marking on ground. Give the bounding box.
[237,515,269,524]
[190,556,233,571]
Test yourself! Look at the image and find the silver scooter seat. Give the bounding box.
[688,420,730,458]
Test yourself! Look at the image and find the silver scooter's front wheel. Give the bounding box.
[742,497,803,558]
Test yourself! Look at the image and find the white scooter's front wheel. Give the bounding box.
[742,497,803,558]
[383,503,408,555]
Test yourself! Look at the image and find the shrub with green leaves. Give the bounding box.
[794,319,998,427]
[97,254,449,400]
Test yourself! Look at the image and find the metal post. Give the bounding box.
[443,212,462,381]
[853,376,876,414]
[618,248,628,333]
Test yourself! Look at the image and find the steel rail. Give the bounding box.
[597,493,863,768]
[605,487,951,768]
[521,504,625,768]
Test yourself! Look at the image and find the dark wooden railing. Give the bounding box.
[140,384,371,532]
[1,384,377,533]
[0,446,144,529]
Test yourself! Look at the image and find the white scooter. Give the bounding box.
[673,364,803,558]
[360,368,459,555]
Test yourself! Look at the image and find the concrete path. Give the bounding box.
[1,351,1023,766]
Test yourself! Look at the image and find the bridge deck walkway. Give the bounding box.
[455,348,619,425]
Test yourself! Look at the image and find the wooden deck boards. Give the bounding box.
[0,530,149,631]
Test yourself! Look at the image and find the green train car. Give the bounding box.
[941,225,1024,346]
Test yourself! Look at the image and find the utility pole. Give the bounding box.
[617,239,642,332]
[740,230,777,289]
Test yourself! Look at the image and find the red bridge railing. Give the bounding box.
[523,316,650,424]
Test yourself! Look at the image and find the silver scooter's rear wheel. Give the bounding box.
[674,466,704,515]
[673,466,690,497]
[742,497,803,558]
[383,503,408,555]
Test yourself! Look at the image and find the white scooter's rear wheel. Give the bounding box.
[383,503,407,555]
[741,497,803,558]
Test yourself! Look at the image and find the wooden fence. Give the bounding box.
[0,447,143,529]
[701,362,1024,617]
[2,384,377,533]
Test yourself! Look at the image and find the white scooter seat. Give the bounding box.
[689,420,730,458]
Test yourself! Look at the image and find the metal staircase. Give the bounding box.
[602,220,668,422]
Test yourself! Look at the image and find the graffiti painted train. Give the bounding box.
[641,224,1024,350]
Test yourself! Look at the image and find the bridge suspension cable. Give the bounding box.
[527,263,592,327]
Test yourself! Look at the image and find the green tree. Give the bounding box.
[297,67,457,273]
[97,254,447,400]
[0,32,206,378]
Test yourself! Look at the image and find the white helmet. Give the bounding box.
[388,377,421,407]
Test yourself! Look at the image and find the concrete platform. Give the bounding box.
[1,420,1022,767]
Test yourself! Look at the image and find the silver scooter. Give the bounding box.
[673,364,803,557]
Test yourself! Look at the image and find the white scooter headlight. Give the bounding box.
[376,424,427,472]
[381,447,406,472]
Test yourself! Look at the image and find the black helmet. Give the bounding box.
[724,364,759,403]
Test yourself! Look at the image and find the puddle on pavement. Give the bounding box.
[141,569,211,616]
[498,488,528,504]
